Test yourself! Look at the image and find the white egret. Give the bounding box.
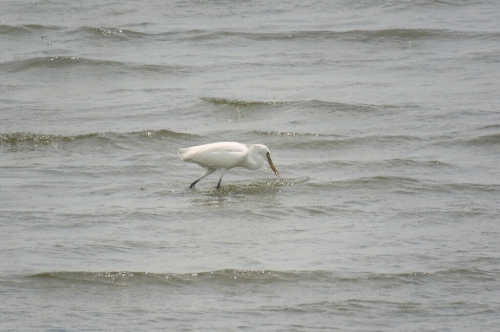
[178,142,279,189]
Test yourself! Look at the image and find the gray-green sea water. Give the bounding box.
[1,0,499,330]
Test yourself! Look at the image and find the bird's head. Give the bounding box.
[253,144,280,179]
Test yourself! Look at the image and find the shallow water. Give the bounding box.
[1,0,500,330]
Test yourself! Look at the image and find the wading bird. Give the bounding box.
[179,142,279,189]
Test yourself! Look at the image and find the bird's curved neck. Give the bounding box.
[242,146,264,170]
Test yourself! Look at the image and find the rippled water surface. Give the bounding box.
[1,0,499,330]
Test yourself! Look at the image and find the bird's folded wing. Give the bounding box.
[179,143,248,169]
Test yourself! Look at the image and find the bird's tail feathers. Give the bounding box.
[178,148,188,160]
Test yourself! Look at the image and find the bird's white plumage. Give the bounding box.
[178,142,279,189]
[179,142,248,169]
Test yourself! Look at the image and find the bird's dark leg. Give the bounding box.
[216,168,227,190]
[190,179,201,189]
[189,168,216,189]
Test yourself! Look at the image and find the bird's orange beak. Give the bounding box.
[266,153,280,179]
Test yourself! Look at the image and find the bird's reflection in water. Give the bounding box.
[190,180,284,209]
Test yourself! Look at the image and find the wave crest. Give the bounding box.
[25,267,497,286]
[0,130,194,146]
